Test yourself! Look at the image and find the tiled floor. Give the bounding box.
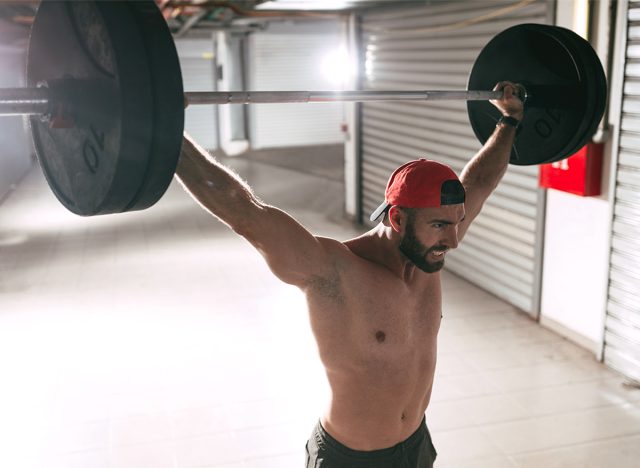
[1,156,639,468]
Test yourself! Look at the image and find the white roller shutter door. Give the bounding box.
[247,22,344,149]
[176,38,218,151]
[604,1,640,382]
[359,1,549,314]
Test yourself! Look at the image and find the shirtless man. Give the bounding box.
[175,81,524,467]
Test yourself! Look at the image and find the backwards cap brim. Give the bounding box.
[369,201,390,222]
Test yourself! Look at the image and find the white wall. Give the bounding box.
[247,20,345,149]
[176,37,219,151]
[539,0,612,355]
[540,188,611,354]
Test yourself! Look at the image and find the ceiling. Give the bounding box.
[162,0,432,36]
[0,1,429,39]
[254,0,420,10]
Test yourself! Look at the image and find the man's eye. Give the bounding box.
[432,223,443,229]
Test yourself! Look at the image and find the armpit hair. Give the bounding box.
[306,272,345,303]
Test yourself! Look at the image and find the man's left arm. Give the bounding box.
[457,81,524,241]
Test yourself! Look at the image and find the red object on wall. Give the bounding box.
[538,143,604,196]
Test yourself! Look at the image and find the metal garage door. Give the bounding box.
[247,21,344,149]
[604,0,640,382]
[359,0,550,314]
[176,38,218,151]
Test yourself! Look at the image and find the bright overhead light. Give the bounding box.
[320,46,354,88]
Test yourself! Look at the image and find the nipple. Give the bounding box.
[375,331,386,343]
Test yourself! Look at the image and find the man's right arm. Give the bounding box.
[457,82,524,241]
[175,133,334,287]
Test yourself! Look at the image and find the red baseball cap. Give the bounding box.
[369,159,465,222]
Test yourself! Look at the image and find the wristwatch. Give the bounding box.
[496,115,520,128]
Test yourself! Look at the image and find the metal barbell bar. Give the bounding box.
[0,88,51,116]
[182,89,505,105]
[0,87,507,116]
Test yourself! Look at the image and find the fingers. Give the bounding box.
[490,81,524,121]
[493,81,518,99]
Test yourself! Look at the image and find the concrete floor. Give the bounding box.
[1,155,640,468]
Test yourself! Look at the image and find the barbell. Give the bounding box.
[1,0,606,216]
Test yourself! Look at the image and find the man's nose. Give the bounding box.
[446,226,459,250]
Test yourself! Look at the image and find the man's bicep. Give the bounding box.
[239,204,331,286]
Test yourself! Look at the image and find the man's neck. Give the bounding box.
[346,225,418,281]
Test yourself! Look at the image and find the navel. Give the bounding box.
[375,331,386,343]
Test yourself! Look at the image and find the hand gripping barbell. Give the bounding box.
[0,1,606,216]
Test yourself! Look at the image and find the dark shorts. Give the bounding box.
[305,417,437,468]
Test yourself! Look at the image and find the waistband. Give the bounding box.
[315,416,428,460]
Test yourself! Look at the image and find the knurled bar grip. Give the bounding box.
[0,87,504,115]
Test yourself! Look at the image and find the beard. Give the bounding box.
[399,219,446,273]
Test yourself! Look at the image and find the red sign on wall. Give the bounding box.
[539,143,604,197]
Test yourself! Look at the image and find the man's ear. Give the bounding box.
[388,206,406,234]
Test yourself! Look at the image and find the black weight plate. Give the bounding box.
[543,26,607,162]
[467,24,604,166]
[28,1,155,216]
[125,1,184,212]
[520,26,591,164]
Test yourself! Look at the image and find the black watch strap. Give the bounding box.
[497,115,520,128]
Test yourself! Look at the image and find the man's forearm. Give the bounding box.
[460,121,516,192]
[175,133,260,229]
[461,80,523,192]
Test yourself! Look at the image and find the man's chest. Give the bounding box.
[305,247,444,403]
[351,292,441,360]
[350,267,442,332]
[308,274,442,370]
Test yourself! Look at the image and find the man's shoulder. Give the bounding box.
[310,236,376,270]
